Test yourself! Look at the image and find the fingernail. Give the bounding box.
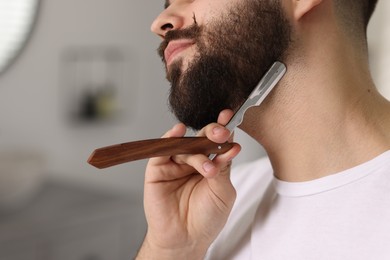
[203,162,215,173]
[213,127,224,135]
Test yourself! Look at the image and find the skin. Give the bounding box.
[138,110,241,259]
[159,0,291,131]
[137,0,390,258]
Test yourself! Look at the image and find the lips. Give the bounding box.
[164,40,195,66]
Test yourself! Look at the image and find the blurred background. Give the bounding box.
[0,0,389,259]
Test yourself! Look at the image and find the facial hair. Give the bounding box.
[158,0,291,130]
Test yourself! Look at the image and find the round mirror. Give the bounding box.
[0,0,40,74]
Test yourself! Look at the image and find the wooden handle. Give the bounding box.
[87,137,234,169]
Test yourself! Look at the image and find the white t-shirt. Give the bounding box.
[206,151,390,259]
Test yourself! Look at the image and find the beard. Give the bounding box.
[158,0,291,130]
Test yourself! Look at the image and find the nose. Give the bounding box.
[151,8,185,38]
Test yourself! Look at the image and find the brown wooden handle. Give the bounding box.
[87,137,235,169]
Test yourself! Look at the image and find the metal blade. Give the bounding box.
[225,61,286,132]
[209,61,286,159]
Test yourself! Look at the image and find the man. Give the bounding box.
[137,0,390,259]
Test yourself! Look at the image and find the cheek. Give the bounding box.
[192,0,232,25]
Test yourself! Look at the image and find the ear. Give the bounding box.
[293,0,323,21]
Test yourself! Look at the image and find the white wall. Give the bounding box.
[369,0,390,98]
[0,0,177,196]
[0,0,389,197]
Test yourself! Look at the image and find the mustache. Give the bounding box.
[157,23,202,62]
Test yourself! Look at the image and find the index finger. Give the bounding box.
[196,109,235,143]
[147,123,187,165]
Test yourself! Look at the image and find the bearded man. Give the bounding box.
[137,0,390,259]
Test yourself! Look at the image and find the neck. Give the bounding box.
[240,43,390,182]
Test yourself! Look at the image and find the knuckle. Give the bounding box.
[219,161,232,176]
[171,154,187,165]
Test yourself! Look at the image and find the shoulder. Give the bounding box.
[230,156,274,189]
[206,157,274,259]
[229,157,274,228]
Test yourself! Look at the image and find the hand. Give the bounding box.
[136,109,241,259]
